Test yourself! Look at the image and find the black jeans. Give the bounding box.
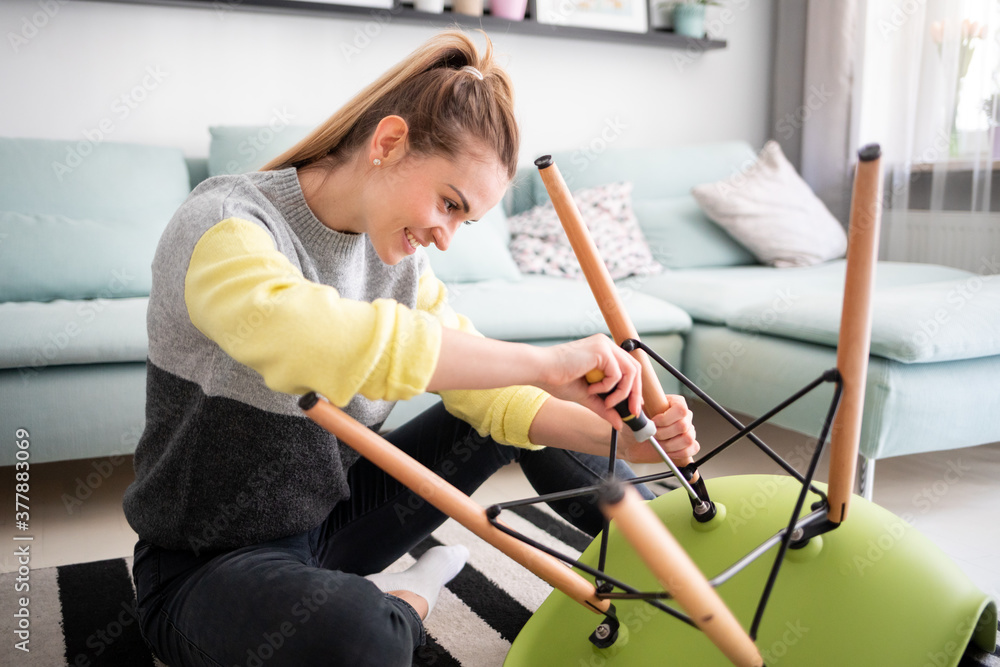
[132,403,652,667]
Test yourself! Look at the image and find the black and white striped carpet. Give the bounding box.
[2,503,997,666]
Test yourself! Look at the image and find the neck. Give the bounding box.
[297,157,367,235]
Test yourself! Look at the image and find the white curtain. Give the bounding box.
[855,0,998,272]
[797,0,999,272]
[800,0,861,226]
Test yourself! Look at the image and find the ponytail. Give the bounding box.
[261,30,519,180]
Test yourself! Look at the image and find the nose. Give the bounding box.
[431,220,461,252]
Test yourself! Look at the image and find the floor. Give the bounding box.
[3,406,998,604]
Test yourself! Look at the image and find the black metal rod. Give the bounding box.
[692,373,829,468]
[491,471,671,513]
[487,512,697,627]
[599,591,673,600]
[492,486,601,510]
[749,379,843,639]
[596,429,618,579]
[630,339,832,498]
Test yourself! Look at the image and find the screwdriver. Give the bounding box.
[586,369,709,512]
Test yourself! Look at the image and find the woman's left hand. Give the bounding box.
[617,395,700,464]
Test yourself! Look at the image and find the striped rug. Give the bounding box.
[2,503,997,666]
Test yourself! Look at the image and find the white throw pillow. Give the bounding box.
[507,182,663,280]
[691,141,847,268]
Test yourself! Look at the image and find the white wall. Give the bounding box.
[0,0,774,165]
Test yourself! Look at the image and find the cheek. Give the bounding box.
[372,199,404,234]
[409,201,440,228]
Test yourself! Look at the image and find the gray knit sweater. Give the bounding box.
[122,168,428,553]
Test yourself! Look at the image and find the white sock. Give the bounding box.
[365,544,469,616]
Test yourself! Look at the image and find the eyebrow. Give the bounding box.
[447,184,471,214]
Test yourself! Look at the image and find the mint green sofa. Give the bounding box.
[3,134,998,496]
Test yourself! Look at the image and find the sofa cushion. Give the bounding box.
[507,182,662,280]
[691,141,848,268]
[632,196,757,269]
[0,137,189,223]
[638,260,974,325]
[682,324,1000,460]
[0,298,149,370]
[444,275,691,341]
[726,276,1000,363]
[208,124,311,176]
[425,204,522,283]
[0,137,189,302]
[0,212,156,302]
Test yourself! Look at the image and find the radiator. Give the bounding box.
[881,210,1000,273]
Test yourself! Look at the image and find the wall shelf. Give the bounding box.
[84,0,728,50]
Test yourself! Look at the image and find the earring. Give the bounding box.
[373,158,381,166]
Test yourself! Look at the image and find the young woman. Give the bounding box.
[123,30,698,667]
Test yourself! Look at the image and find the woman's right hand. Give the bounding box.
[535,334,643,432]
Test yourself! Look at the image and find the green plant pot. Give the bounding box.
[673,3,706,38]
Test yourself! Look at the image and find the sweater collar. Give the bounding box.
[263,167,368,257]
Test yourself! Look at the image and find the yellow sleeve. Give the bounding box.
[417,268,549,450]
[184,218,442,406]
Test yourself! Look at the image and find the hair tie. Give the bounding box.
[460,65,484,81]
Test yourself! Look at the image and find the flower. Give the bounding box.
[930,17,988,156]
[931,20,944,45]
[961,19,987,40]
[930,18,983,79]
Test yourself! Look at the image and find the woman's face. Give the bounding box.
[365,148,508,266]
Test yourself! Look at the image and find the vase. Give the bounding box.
[414,0,445,13]
[673,3,706,38]
[490,0,528,20]
[453,0,483,16]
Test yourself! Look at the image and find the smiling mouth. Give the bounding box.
[405,228,425,250]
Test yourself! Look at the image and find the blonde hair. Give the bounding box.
[261,30,519,180]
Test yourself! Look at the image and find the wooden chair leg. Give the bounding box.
[826,145,883,524]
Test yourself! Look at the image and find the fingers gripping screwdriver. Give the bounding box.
[586,369,713,517]
[586,369,657,442]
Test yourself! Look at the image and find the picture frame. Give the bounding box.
[533,0,648,34]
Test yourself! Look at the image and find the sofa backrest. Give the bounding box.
[510,141,757,210]
[206,125,312,179]
[508,141,761,269]
[187,156,210,191]
[0,136,190,303]
[198,131,764,272]
[0,132,766,305]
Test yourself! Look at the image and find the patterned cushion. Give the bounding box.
[507,182,663,280]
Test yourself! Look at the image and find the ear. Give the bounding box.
[369,115,409,165]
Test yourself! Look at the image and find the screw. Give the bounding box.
[594,624,611,640]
